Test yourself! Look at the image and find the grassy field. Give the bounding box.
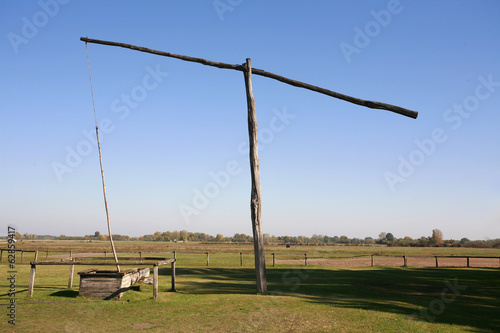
[1,241,499,332]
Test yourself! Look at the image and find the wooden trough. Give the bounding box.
[78,267,150,300]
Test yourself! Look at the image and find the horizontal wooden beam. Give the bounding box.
[80,37,418,119]
[31,259,175,266]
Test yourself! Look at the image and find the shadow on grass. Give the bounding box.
[159,266,500,332]
[50,290,79,298]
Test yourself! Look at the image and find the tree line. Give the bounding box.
[5,229,500,248]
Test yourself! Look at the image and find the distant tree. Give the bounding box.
[364,237,375,244]
[386,233,395,242]
[94,231,100,239]
[378,232,387,241]
[431,229,444,246]
[99,235,106,241]
[216,234,224,242]
[460,237,470,245]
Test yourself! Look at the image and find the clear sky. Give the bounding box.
[1,0,499,240]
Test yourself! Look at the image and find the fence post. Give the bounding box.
[153,265,159,299]
[371,255,374,267]
[21,250,24,264]
[104,251,107,262]
[435,256,439,267]
[68,259,75,289]
[46,249,49,259]
[467,257,470,268]
[140,252,142,263]
[171,261,176,292]
[0,249,3,262]
[304,253,307,266]
[206,252,209,266]
[173,251,176,260]
[240,253,243,267]
[403,255,407,267]
[28,251,38,297]
[272,253,275,267]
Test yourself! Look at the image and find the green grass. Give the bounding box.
[1,242,499,332]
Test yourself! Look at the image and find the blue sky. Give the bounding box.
[1,0,499,240]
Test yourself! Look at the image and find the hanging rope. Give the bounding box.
[85,42,120,272]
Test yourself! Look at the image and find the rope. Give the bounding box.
[85,42,120,272]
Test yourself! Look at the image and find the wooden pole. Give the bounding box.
[403,255,407,267]
[240,253,243,267]
[244,58,267,294]
[206,252,209,266]
[467,256,470,268]
[80,37,418,119]
[95,126,120,272]
[21,250,24,264]
[435,256,439,267]
[272,253,275,267]
[68,260,75,289]
[371,255,374,266]
[153,265,159,299]
[28,251,38,297]
[0,249,2,262]
[171,261,176,292]
[305,253,308,266]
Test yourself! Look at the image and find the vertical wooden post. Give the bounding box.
[272,253,275,267]
[435,256,439,267]
[21,250,24,264]
[304,253,308,266]
[0,249,3,262]
[244,57,267,294]
[371,255,374,267]
[403,255,407,267]
[140,252,142,263]
[153,265,159,299]
[467,257,470,268]
[206,252,209,266]
[171,261,176,292]
[240,253,243,267]
[173,251,176,260]
[68,261,75,289]
[28,264,36,297]
[28,252,38,298]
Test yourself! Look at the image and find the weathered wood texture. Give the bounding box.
[78,268,150,300]
[244,58,267,294]
[80,37,418,119]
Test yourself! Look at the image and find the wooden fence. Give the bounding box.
[2,249,499,268]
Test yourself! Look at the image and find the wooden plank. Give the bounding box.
[244,58,267,294]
